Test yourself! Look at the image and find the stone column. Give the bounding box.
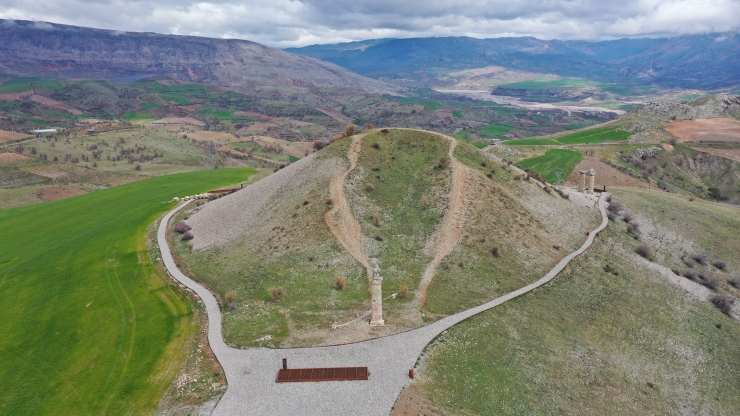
[588,169,595,195]
[580,170,587,193]
[370,267,384,326]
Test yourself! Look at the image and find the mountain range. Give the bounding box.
[287,34,740,89]
[0,19,399,95]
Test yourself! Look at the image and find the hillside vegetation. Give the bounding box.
[0,168,254,415]
[411,188,740,415]
[176,129,599,346]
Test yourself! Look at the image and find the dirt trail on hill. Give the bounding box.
[413,132,469,309]
[325,135,373,279]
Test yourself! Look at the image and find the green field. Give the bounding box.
[121,111,156,123]
[0,78,66,94]
[480,124,512,138]
[500,77,602,90]
[195,107,255,121]
[516,149,582,184]
[0,168,255,415]
[504,138,560,146]
[451,110,464,118]
[139,101,161,110]
[553,125,631,144]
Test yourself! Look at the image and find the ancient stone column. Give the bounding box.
[370,266,384,326]
[580,170,587,193]
[588,169,595,195]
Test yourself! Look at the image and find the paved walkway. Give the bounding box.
[157,193,608,416]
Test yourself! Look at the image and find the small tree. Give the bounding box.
[438,156,450,169]
[365,183,375,191]
[713,260,728,270]
[373,215,381,227]
[175,221,191,234]
[692,253,708,265]
[181,231,194,241]
[335,276,346,290]
[491,247,501,258]
[342,125,356,137]
[225,290,236,310]
[365,123,374,130]
[728,276,740,288]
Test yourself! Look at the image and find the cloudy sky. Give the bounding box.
[1,0,738,47]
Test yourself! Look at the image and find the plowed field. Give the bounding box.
[666,118,740,143]
[565,157,647,189]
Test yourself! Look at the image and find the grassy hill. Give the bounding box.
[406,188,740,415]
[0,168,254,415]
[174,129,598,346]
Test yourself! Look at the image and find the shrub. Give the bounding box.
[175,221,191,234]
[438,156,450,169]
[381,129,389,133]
[713,260,728,270]
[325,198,334,206]
[699,274,721,290]
[692,253,708,265]
[365,183,375,191]
[373,215,381,227]
[374,234,384,241]
[683,258,696,268]
[684,269,699,280]
[366,123,374,130]
[636,244,652,258]
[372,142,381,150]
[225,290,236,310]
[399,285,409,298]
[335,276,346,290]
[312,140,325,150]
[269,286,285,302]
[458,262,465,268]
[728,276,740,288]
[421,195,429,208]
[627,223,641,239]
[491,247,500,258]
[181,231,194,241]
[710,293,734,315]
[622,212,634,223]
[486,173,493,179]
[135,164,141,171]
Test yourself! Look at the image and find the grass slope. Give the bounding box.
[554,125,631,144]
[417,189,740,415]
[0,168,254,415]
[517,149,583,184]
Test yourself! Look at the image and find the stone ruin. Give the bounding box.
[579,169,595,194]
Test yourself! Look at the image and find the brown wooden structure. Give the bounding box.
[276,366,368,383]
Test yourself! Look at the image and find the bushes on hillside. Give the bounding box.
[636,244,652,258]
[225,290,236,310]
[728,276,740,288]
[335,276,346,291]
[399,285,409,298]
[713,259,727,270]
[710,293,735,315]
[175,221,191,234]
[181,231,194,241]
[692,253,708,265]
[438,156,450,169]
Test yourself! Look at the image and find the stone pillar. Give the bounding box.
[370,267,384,326]
[588,169,595,195]
[580,170,587,193]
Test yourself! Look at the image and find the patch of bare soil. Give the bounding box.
[186,131,237,144]
[325,134,373,279]
[252,136,313,158]
[0,130,31,143]
[565,157,647,189]
[416,133,468,308]
[34,186,86,201]
[0,91,32,101]
[0,152,33,163]
[392,384,454,416]
[242,122,278,132]
[690,146,740,163]
[149,117,205,126]
[666,117,740,143]
[662,143,674,152]
[30,94,84,115]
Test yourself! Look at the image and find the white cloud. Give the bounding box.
[0,0,738,47]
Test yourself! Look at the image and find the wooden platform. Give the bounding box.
[276,366,368,383]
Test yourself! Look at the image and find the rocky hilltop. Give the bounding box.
[0,20,400,95]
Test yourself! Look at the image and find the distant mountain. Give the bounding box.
[287,34,740,89]
[0,20,400,95]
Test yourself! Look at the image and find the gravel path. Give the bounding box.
[158,187,608,416]
[187,153,317,250]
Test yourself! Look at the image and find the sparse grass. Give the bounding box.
[479,124,512,138]
[516,149,583,184]
[0,168,255,415]
[420,222,740,415]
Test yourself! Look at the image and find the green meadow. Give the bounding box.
[0,168,255,415]
[553,125,631,144]
[517,149,582,184]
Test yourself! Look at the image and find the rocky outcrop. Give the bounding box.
[0,20,401,95]
[632,94,740,122]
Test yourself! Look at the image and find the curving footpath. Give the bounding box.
[158,190,608,416]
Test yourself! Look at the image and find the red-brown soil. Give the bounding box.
[0,152,33,163]
[565,157,647,189]
[666,118,740,143]
[30,94,84,115]
[0,130,31,143]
